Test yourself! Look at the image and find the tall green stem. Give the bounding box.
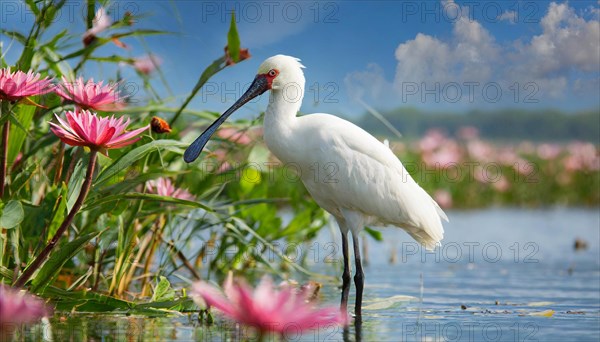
[0,102,9,199]
[13,150,98,288]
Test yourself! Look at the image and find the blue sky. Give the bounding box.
[2,1,599,119]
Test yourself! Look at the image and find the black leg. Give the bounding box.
[352,233,364,319]
[340,230,351,314]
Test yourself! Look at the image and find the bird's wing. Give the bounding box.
[298,114,447,249]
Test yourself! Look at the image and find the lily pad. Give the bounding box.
[524,309,555,317]
[362,295,418,310]
[527,301,555,307]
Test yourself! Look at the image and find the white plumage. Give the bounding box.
[185,54,448,319]
[261,55,447,249]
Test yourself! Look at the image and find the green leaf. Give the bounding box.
[86,0,96,29]
[135,297,196,311]
[98,169,183,195]
[227,13,241,62]
[0,266,14,279]
[25,0,40,16]
[0,200,24,229]
[111,30,168,39]
[47,184,68,240]
[364,226,383,242]
[125,105,216,120]
[230,217,313,275]
[30,231,102,293]
[17,37,38,71]
[151,276,175,302]
[6,104,36,166]
[60,30,169,61]
[43,4,59,28]
[41,43,74,79]
[84,193,212,212]
[67,157,85,212]
[95,140,186,185]
[42,285,134,311]
[240,167,261,193]
[0,30,28,44]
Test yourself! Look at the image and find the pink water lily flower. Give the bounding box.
[83,7,112,45]
[192,276,345,336]
[132,54,162,75]
[56,76,126,111]
[147,177,194,201]
[0,284,49,328]
[49,109,148,154]
[0,68,54,102]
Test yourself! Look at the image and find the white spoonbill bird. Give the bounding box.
[184,55,448,318]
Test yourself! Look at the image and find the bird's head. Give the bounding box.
[256,55,305,91]
[183,55,304,163]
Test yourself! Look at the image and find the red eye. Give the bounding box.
[268,69,278,77]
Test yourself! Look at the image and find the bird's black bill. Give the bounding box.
[183,75,269,163]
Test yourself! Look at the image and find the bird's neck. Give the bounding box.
[265,85,303,122]
[263,86,304,162]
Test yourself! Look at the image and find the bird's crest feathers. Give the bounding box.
[257,55,305,75]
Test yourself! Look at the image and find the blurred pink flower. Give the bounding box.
[83,7,112,45]
[563,156,582,172]
[218,161,232,174]
[132,55,162,75]
[564,142,600,171]
[537,143,562,160]
[516,141,536,155]
[492,176,510,192]
[433,189,453,208]
[0,68,54,102]
[0,284,49,327]
[422,143,462,169]
[56,76,126,111]
[513,161,536,176]
[216,127,253,145]
[204,149,232,174]
[49,109,148,154]
[467,140,494,162]
[496,148,523,166]
[146,178,194,201]
[192,275,345,335]
[418,129,446,153]
[473,166,498,184]
[418,131,462,169]
[457,126,479,140]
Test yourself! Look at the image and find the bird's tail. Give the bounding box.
[406,196,448,251]
[406,227,443,251]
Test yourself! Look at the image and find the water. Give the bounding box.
[17,208,600,341]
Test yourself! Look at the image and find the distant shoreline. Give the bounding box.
[352,107,600,143]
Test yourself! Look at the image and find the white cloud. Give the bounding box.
[345,63,389,100]
[505,2,600,98]
[346,1,600,107]
[532,2,599,73]
[498,10,517,24]
[394,33,452,83]
[393,3,499,86]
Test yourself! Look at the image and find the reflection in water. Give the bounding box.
[342,319,362,342]
[15,209,600,341]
